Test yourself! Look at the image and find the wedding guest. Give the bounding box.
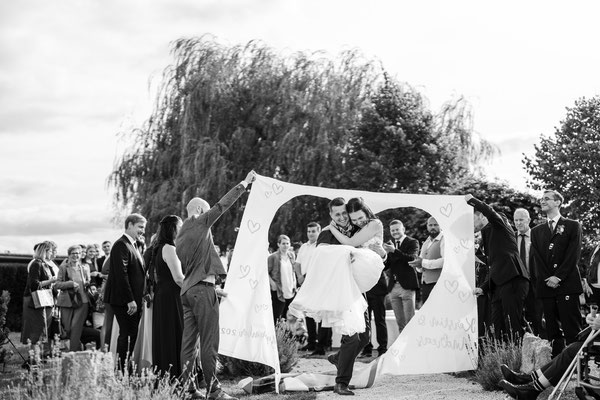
[21,241,57,346]
[152,215,185,379]
[82,244,103,287]
[268,235,297,322]
[47,241,60,276]
[97,240,111,267]
[55,245,92,351]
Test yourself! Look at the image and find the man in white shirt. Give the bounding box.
[295,222,321,351]
[409,217,444,305]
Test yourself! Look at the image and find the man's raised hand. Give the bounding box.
[245,170,257,184]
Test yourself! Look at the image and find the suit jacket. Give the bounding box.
[530,217,583,297]
[467,197,529,294]
[384,236,420,292]
[103,234,145,307]
[267,251,296,302]
[516,230,537,288]
[24,259,53,296]
[54,263,92,308]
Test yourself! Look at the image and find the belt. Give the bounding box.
[196,281,215,287]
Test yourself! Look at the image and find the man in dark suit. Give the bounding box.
[467,195,530,340]
[103,213,147,370]
[514,208,545,337]
[530,190,583,356]
[382,220,420,334]
[358,272,388,358]
[318,197,387,396]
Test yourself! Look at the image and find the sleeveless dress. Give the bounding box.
[290,237,384,336]
[152,243,183,378]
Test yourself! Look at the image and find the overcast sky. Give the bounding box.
[1,0,599,254]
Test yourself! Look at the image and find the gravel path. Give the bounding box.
[290,356,581,400]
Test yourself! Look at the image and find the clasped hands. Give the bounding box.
[545,276,561,289]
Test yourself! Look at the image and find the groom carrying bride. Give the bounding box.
[291,197,387,396]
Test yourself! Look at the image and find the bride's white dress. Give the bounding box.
[290,238,384,336]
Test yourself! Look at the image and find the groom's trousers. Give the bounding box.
[335,310,370,386]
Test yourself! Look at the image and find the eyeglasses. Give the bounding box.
[69,252,81,255]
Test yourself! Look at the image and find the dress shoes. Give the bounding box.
[300,343,316,351]
[310,349,326,356]
[207,389,238,400]
[357,351,372,359]
[499,379,541,400]
[333,383,355,396]
[500,364,533,385]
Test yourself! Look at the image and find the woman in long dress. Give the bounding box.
[152,215,185,379]
[291,197,385,336]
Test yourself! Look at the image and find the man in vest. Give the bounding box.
[409,217,444,305]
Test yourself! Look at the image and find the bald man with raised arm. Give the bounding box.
[177,170,256,400]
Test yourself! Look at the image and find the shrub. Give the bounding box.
[0,264,28,331]
[4,342,185,400]
[474,333,522,391]
[0,291,11,366]
[221,319,299,377]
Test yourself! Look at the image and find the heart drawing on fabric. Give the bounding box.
[460,239,470,249]
[239,265,250,278]
[444,280,459,294]
[264,191,272,198]
[439,203,452,218]
[254,304,268,313]
[247,220,261,233]
[458,291,470,303]
[272,183,284,195]
[249,279,258,289]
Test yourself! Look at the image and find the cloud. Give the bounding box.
[0,204,117,236]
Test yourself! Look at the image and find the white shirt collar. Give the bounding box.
[518,229,531,237]
[123,233,137,246]
[550,214,562,225]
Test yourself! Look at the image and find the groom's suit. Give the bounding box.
[317,224,369,387]
[104,234,145,369]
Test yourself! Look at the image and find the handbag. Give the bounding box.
[32,287,54,308]
[68,289,83,308]
[65,268,83,308]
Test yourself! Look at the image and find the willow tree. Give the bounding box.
[342,75,495,194]
[110,37,379,245]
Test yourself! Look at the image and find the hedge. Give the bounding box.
[0,263,28,331]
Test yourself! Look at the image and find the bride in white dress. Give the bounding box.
[290,198,385,336]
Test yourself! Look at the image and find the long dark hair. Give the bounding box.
[157,215,182,246]
[346,197,377,220]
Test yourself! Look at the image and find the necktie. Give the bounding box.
[548,220,555,233]
[396,240,400,249]
[519,234,527,271]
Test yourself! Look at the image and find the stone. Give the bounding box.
[60,350,116,393]
[520,332,552,374]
